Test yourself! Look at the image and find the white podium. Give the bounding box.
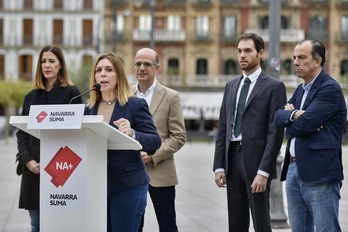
[10,113,142,232]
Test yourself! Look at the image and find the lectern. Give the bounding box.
[10,104,142,232]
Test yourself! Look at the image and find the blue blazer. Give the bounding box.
[85,97,161,190]
[275,69,346,183]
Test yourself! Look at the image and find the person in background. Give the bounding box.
[133,48,186,232]
[16,45,82,232]
[213,33,287,232]
[84,52,161,232]
[275,39,346,232]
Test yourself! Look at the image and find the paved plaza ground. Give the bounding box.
[1,136,347,232]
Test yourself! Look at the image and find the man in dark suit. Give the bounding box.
[275,39,346,232]
[213,33,287,232]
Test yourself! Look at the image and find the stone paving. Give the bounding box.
[1,136,347,231]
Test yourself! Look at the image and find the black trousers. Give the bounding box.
[138,185,178,232]
[226,145,272,232]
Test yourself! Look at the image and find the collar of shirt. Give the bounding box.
[243,67,261,84]
[136,79,156,106]
[301,75,317,93]
[236,67,261,100]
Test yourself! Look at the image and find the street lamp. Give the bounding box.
[268,0,289,229]
[149,0,155,49]
[111,0,117,53]
[134,0,156,49]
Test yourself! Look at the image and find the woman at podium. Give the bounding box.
[85,52,161,232]
[15,45,82,232]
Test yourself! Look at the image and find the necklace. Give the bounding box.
[101,99,116,105]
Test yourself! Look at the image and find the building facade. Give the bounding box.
[102,0,348,90]
[1,0,348,131]
[0,0,103,84]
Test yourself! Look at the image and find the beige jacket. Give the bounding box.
[133,81,186,187]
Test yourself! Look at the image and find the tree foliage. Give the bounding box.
[0,80,33,109]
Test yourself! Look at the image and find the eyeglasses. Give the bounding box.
[134,62,157,68]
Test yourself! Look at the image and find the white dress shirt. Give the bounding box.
[135,79,156,107]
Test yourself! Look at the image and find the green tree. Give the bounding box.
[68,57,93,102]
[0,81,32,141]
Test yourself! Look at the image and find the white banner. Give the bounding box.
[40,130,87,211]
[27,104,85,129]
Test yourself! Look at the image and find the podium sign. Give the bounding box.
[10,114,142,232]
[27,104,84,129]
[41,131,87,210]
[40,129,106,231]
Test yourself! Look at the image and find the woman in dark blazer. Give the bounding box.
[16,45,82,232]
[84,52,161,232]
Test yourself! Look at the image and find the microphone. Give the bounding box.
[69,83,101,104]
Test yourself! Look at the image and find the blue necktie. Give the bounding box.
[234,77,251,136]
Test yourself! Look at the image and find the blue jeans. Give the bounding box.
[108,184,148,232]
[28,210,39,232]
[286,163,341,232]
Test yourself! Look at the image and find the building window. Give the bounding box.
[67,19,77,45]
[83,20,93,45]
[54,0,63,10]
[223,15,237,39]
[139,15,151,31]
[281,16,289,28]
[260,15,289,29]
[223,59,237,75]
[23,19,33,45]
[308,16,327,40]
[168,58,179,75]
[282,59,293,75]
[341,59,348,86]
[117,15,125,33]
[196,58,208,75]
[110,15,125,35]
[341,60,348,76]
[261,16,268,28]
[24,0,33,9]
[341,16,348,40]
[167,15,181,31]
[108,14,125,43]
[19,55,33,81]
[258,0,287,3]
[260,60,266,72]
[0,55,4,80]
[196,16,209,39]
[53,20,63,44]
[83,0,93,9]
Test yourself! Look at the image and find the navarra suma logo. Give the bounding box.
[36,111,48,123]
[44,146,82,188]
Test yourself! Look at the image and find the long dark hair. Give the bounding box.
[34,45,73,90]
